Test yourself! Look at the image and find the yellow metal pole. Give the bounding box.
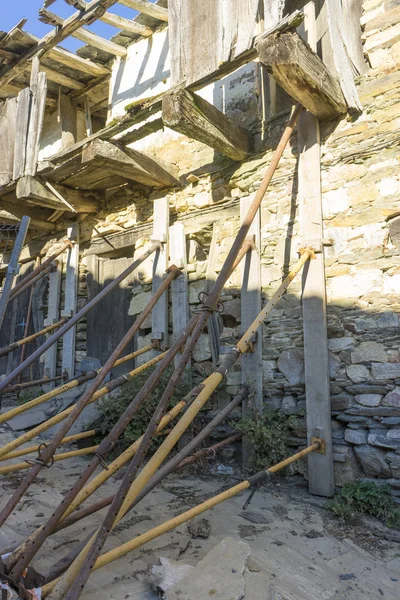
[0,344,154,424]
[43,442,320,597]
[0,430,97,462]
[0,351,167,461]
[60,399,188,521]
[45,250,314,600]
[0,446,99,475]
[0,317,69,358]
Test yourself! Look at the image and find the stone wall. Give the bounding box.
[69,1,400,492]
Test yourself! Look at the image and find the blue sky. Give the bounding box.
[3,0,143,52]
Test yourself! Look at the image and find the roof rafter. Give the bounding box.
[65,0,154,36]
[0,0,121,91]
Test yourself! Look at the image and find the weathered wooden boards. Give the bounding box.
[0,0,120,91]
[81,139,179,188]
[204,225,223,367]
[43,257,62,389]
[298,2,334,498]
[169,222,189,368]
[240,196,262,470]
[151,197,169,349]
[61,224,79,379]
[0,97,17,186]
[257,31,347,121]
[162,88,251,161]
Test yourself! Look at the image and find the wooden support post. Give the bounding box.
[240,196,262,470]
[25,59,47,177]
[151,197,169,350]
[84,96,92,137]
[298,3,334,498]
[61,225,79,380]
[256,30,347,121]
[43,255,62,389]
[162,88,251,161]
[13,88,31,180]
[204,224,222,367]
[169,222,189,369]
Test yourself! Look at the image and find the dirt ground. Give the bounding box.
[0,423,399,600]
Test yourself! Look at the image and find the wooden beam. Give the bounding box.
[240,196,262,471]
[24,63,86,90]
[81,138,179,187]
[162,88,251,162]
[0,0,118,90]
[256,31,347,121]
[61,224,79,379]
[39,9,128,58]
[324,0,363,113]
[12,88,31,180]
[0,207,55,232]
[48,46,109,78]
[43,256,63,389]
[204,224,222,367]
[169,222,189,368]
[25,62,47,177]
[298,3,334,498]
[118,0,169,22]
[0,97,17,186]
[152,196,169,349]
[16,175,98,213]
[66,0,153,36]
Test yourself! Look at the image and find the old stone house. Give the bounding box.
[0,0,399,500]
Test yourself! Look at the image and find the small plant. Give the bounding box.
[17,386,43,404]
[233,409,294,473]
[327,481,400,530]
[97,366,191,452]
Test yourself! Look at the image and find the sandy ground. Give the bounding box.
[0,423,399,600]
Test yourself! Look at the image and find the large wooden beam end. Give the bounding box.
[162,88,252,162]
[257,32,347,121]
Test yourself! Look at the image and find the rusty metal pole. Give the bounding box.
[0,318,69,358]
[10,262,56,302]
[9,240,72,299]
[17,259,37,378]
[0,265,181,532]
[59,104,303,600]
[3,373,68,394]
[0,242,159,393]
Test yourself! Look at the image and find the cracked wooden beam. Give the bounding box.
[256,31,347,121]
[81,139,179,187]
[162,88,251,161]
[16,176,99,213]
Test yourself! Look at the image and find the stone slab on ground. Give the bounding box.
[165,537,250,600]
[4,382,88,430]
[149,557,194,593]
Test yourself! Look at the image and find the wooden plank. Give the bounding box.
[25,69,47,177]
[84,96,92,137]
[118,0,169,21]
[60,94,77,150]
[298,3,334,498]
[48,47,109,78]
[16,176,70,210]
[235,0,262,57]
[341,0,368,75]
[162,88,251,161]
[169,222,189,368]
[240,196,262,470]
[0,0,118,90]
[204,224,223,367]
[12,88,31,180]
[81,139,179,187]
[324,0,362,113]
[0,98,17,186]
[151,196,169,349]
[257,30,347,121]
[0,203,55,231]
[61,224,79,379]
[43,255,63,389]
[66,0,154,35]
[25,64,86,91]
[39,9,128,57]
